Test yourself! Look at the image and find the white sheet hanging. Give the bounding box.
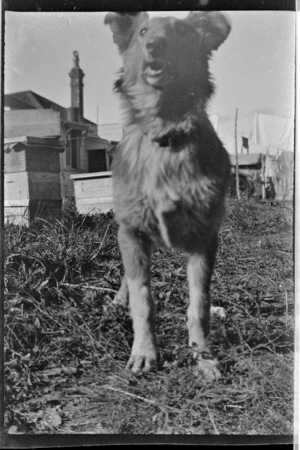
[251,113,294,152]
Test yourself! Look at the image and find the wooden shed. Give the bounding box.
[4,135,64,225]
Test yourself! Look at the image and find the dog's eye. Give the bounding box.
[140,27,148,36]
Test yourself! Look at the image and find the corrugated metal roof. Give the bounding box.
[83,135,111,150]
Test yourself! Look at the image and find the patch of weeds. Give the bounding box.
[4,198,294,435]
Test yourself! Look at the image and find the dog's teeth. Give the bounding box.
[148,68,163,76]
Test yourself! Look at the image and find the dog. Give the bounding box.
[104,11,231,380]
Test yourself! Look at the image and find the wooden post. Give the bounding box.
[234,108,241,200]
[261,152,266,200]
[105,148,111,171]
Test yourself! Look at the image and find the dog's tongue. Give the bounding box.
[149,61,163,71]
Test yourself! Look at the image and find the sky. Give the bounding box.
[4,10,296,153]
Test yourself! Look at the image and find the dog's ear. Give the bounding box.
[104,12,149,53]
[185,12,231,51]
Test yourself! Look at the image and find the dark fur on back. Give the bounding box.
[104,11,231,378]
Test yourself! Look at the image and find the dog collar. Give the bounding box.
[153,130,188,148]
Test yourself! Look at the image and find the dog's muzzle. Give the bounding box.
[142,38,172,87]
[143,58,172,87]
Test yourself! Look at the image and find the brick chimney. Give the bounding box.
[68,50,85,121]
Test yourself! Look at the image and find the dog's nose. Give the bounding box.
[145,37,167,56]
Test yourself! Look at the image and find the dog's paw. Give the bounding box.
[127,327,158,373]
[194,351,221,382]
[126,352,158,374]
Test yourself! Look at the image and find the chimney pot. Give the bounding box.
[69,51,85,120]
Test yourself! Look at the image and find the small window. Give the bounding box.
[88,149,107,173]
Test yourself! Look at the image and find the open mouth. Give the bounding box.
[144,61,164,77]
[143,60,171,86]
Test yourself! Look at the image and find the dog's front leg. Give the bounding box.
[118,225,158,373]
[187,236,221,381]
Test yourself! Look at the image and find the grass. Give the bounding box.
[3,198,294,435]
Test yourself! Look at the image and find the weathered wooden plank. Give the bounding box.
[4,199,30,207]
[75,198,114,215]
[4,146,27,173]
[5,172,61,201]
[71,171,114,214]
[5,172,30,201]
[77,177,113,189]
[76,196,113,205]
[70,171,112,180]
[74,182,113,200]
[5,146,62,173]
[72,173,113,197]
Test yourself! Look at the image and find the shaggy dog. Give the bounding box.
[104,11,231,380]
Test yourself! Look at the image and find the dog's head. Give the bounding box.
[105,11,231,90]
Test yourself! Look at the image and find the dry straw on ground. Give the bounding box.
[4,198,294,435]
